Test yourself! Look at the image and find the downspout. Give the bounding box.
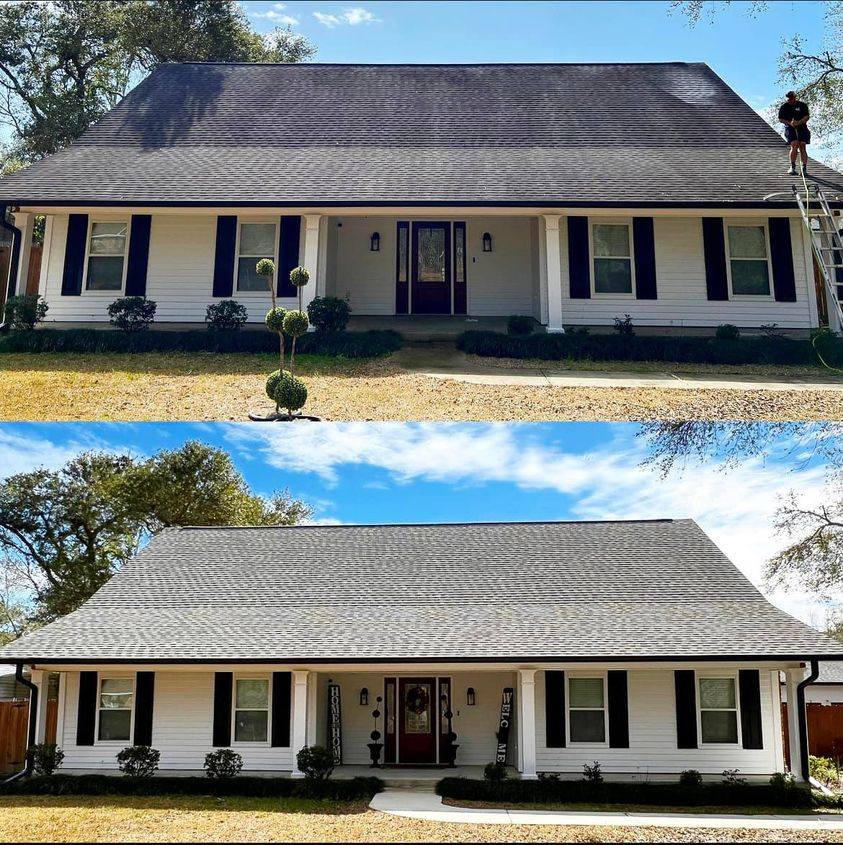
[3,663,38,782]
[797,658,820,782]
[0,204,22,330]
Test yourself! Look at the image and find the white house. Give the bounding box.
[0,62,841,335]
[0,519,839,783]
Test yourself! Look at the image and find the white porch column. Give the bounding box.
[290,670,310,777]
[537,217,549,325]
[517,669,538,779]
[785,667,806,781]
[301,214,323,319]
[30,669,49,745]
[12,211,34,298]
[542,215,564,333]
[306,671,318,747]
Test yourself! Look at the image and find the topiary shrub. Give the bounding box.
[116,746,160,778]
[204,749,243,780]
[265,307,287,334]
[715,323,741,340]
[507,315,534,336]
[273,370,308,415]
[283,310,309,338]
[289,266,310,289]
[206,300,248,331]
[484,762,508,782]
[256,258,275,281]
[679,769,702,787]
[107,297,156,332]
[5,293,48,330]
[308,296,351,333]
[27,743,64,776]
[296,745,334,781]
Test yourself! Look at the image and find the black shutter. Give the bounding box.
[633,217,657,300]
[674,670,698,749]
[567,216,591,299]
[76,670,98,746]
[271,671,292,747]
[545,670,566,748]
[125,215,152,297]
[212,672,233,747]
[702,217,729,301]
[212,216,237,298]
[739,669,764,750]
[61,213,89,296]
[608,670,630,748]
[278,216,301,298]
[768,218,797,302]
[133,671,155,746]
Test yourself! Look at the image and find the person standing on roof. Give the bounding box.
[778,91,810,176]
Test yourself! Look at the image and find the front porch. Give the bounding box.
[347,314,531,339]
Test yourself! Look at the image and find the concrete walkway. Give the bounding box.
[369,788,843,831]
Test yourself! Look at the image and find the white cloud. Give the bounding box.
[313,7,380,27]
[0,428,114,479]
[251,2,299,26]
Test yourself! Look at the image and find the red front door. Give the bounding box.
[398,677,437,764]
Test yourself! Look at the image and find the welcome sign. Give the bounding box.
[327,682,342,765]
[495,687,514,764]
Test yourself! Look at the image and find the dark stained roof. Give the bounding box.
[816,661,843,683]
[1,519,839,663]
[1,62,842,207]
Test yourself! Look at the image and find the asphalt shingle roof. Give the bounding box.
[1,519,839,663]
[1,62,842,207]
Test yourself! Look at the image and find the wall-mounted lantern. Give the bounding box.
[370,232,380,252]
[360,687,369,706]
[482,232,492,252]
[466,687,476,706]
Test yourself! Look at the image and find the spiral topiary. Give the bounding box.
[283,310,309,338]
[289,266,310,288]
[265,306,287,333]
[256,258,275,279]
[273,370,308,414]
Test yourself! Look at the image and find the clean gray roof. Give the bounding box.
[1,519,839,663]
[2,62,842,207]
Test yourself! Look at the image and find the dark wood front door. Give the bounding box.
[398,677,437,764]
[411,222,451,314]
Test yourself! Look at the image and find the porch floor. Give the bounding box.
[347,315,539,340]
[335,764,506,786]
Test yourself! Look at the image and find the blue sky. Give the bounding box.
[0,421,835,626]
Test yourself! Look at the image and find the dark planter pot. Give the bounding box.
[442,743,459,767]
[367,742,384,768]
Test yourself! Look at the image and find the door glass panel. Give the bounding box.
[454,226,465,284]
[397,225,409,283]
[404,683,432,734]
[386,682,395,735]
[417,228,446,282]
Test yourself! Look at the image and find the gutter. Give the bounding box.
[0,203,21,330]
[797,658,820,782]
[3,663,37,782]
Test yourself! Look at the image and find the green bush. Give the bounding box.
[296,746,335,781]
[107,297,157,332]
[283,310,309,338]
[308,297,351,333]
[809,755,839,786]
[289,266,310,288]
[116,746,160,778]
[255,258,275,280]
[434,777,814,809]
[204,749,243,780]
[507,315,534,336]
[271,370,308,414]
[265,307,286,333]
[27,743,64,776]
[484,762,508,782]
[679,769,702,787]
[582,761,603,785]
[206,300,248,331]
[769,771,796,789]
[716,323,741,340]
[613,314,634,336]
[5,293,48,329]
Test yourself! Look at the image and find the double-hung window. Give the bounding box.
[592,222,634,295]
[698,676,739,744]
[98,676,134,742]
[237,222,277,292]
[86,221,128,291]
[726,223,771,297]
[568,675,607,743]
[233,678,270,743]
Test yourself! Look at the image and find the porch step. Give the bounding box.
[380,779,438,790]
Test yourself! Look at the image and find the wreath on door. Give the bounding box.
[406,685,429,715]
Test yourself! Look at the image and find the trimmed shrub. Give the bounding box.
[283,310,309,338]
[107,297,156,332]
[266,369,307,414]
[27,743,64,776]
[679,769,702,787]
[289,266,310,288]
[484,762,508,782]
[308,296,351,333]
[204,749,243,779]
[5,293,48,330]
[255,258,275,280]
[206,300,248,331]
[296,746,335,781]
[715,323,741,341]
[613,314,634,336]
[265,307,287,333]
[507,315,534,336]
[116,746,160,778]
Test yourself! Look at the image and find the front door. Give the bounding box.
[411,222,451,314]
[398,677,437,764]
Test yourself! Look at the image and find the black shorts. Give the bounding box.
[785,125,811,144]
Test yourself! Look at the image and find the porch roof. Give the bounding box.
[1,519,839,663]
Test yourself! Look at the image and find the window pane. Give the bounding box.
[570,710,606,743]
[699,678,736,709]
[234,710,268,742]
[240,223,276,256]
[728,226,767,259]
[98,709,131,741]
[89,222,127,256]
[100,678,133,709]
[594,258,632,293]
[731,260,770,296]
[454,226,465,284]
[593,224,629,257]
[237,257,270,292]
[417,227,446,282]
[701,710,738,743]
[569,678,604,708]
[87,256,124,290]
[236,679,269,709]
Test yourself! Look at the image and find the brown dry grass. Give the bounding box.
[0,795,840,843]
[1,352,841,421]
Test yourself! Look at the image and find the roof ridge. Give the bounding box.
[164,61,703,68]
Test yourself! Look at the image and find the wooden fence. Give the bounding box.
[782,702,843,768]
[0,242,42,309]
[0,698,58,774]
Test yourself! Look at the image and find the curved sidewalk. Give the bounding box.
[369,788,843,831]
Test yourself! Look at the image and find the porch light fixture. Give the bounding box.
[360,687,369,706]
[482,232,492,252]
[466,687,476,706]
[370,232,380,252]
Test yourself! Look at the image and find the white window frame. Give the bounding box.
[82,217,130,295]
[589,218,636,298]
[233,219,280,296]
[566,671,609,747]
[231,675,272,746]
[696,670,742,747]
[95,673,135,745]
[724,219,774,301]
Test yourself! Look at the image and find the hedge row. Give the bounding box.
[435,777,813,809]
[457,330,843,368]
[0,774,383,800]
[0,329,402,358]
